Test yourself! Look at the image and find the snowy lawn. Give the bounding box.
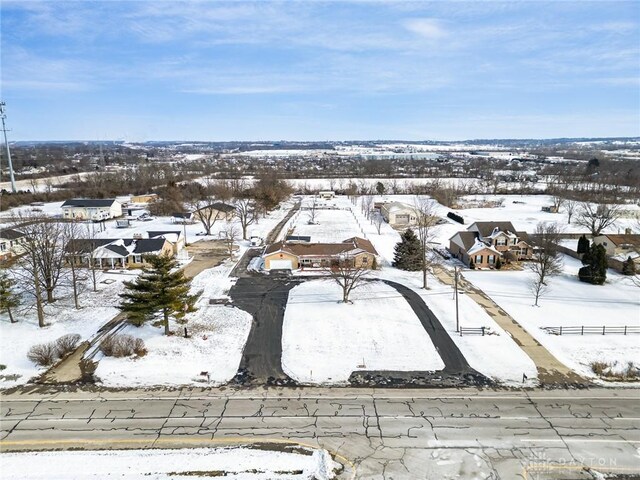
[0,271,131,388]
[282,280,444,385]
[464,255,640,379]
[0,446,339,479]
[95,263,252,387]
[375,268,539,385]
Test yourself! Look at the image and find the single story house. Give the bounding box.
[318,191,335,199]
[147,230,185,254]
[130,193,158,204]
[380,202,419,227]
[171,212,194,224]
[263,236,378,270]
[66,237,173,269]
[61,199,122,221]
[449,221,533,268]
[0,228,27,261]
[192,202,235,222]
[592,234,640,257]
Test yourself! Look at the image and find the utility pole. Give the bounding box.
[454,266,460,333]
[0,101,17,193]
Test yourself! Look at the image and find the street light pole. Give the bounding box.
[0,101,17,193]
[454,266,460,333]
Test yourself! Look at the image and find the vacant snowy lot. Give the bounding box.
[0,271,131,388]
[0,446,339,479]
[282,280,444,384]
[95,262,252,387]
[464,255,640,379]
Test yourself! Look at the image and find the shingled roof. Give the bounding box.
[61,199,118,208]
[264,236,378,257]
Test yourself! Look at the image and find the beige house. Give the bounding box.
[449,221,533,268]
[0,228,27,261]
[592,234,640,257]
[263,237,378,270]
[66,237,173,269]
[380,202,419,227]
[61,199,122,221]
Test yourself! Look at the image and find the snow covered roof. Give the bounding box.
[61,198,119,208]
[265,236,378,257]
[468,221,517,238]
[0,228,25,240]
[382,202,416,214]
[467,239,502,256]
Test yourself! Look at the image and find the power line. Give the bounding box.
[0,101,17,193]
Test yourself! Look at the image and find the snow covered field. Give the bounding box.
[464,255,640,379]
[0,271,132,388]
[0,446,339,479]
[282,280,445,384]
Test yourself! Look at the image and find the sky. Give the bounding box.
[1,0,639,141]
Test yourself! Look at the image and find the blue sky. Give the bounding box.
[1,1,639,141]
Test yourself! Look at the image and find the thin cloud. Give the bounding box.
[404,18,448,40]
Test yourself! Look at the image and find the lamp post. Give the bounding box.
[0,101,17,193]
[454,266,460,333]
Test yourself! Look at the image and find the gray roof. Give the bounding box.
[451,231,478,250]
[133,238,166,254]
[62,199,118,208]
[0,228,25,240]
[147,230,182,239]
[468,221,517,237]
[195,202,235,213]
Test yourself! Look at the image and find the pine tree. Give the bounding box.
[577,235,589,254]
[495,257,502,270]
[392,228,423,271]
[119,255,199,335]
[578,243,607,285]
[0,271,20,323]
[622,257,636,276]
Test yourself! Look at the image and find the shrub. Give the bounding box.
[495,257,502,270]
[55,334,81,357]
[27,343,59,366]
[100,334,145,358]
[591,361,609,376]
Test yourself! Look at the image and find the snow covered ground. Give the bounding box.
[95,261,252,387]
[0,446,339,479]
[464,255,640,379]
[282,280,445,385]
[0,271,133,388]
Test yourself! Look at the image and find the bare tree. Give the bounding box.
[235,198,257,240]
[307,196,318,225]
[220,221,240,258]
[551,194,564,213]
[373,212,385,235]
[528,222,564,306]
[361,195,374,220]
[414,197,440,289]
[564,199,578,224]
[325,257,369,303]
[192,200,228,236]
[575,202,621,236]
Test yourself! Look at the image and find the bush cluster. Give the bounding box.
[27,334,81,366]
[100,334,146,358]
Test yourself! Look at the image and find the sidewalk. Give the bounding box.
[433,266,588,385]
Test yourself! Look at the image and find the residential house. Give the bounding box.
[61,199,122,221]
[0,228,27,261]
[380,202,418,227]
[318,191,335,199]
[66,237,173,269]
[449,221,533,268]
[171,212,194,224]
[592,234,640,268]
[263,236,378,270]
[130,193,158,204]
[147,230,185,254]
[193,202,235,220]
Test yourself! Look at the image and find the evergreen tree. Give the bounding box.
[119,255,199,335]
[578,244,607,285]
[576,235,589,254]
[392,228,423,271]
[622,257,636,276]
[495,257,502,270]
[0,271,20,323]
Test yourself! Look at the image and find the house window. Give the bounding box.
[133,255,142,263]
[362,257,368,265]
[475,255,483,264]
[512,238,517,245]
[488,255,495,264]
[301,258,313,265]
[0,243,6,252]
[496,238,506,246]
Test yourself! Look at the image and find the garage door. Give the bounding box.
[269,259,293,270]
[396,214,410,224]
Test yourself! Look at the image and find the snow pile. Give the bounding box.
[282,280,444,384]
[0,446,340,479]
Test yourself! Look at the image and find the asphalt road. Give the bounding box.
[1,387,639,479]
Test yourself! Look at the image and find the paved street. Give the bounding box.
[1,387,639,479]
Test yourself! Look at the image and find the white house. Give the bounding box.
[61,199,122,221]
[0,228,27,261]
[380,202,419,227]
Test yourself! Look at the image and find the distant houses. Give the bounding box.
[61,199,122,221]
[263,237,378,270]
[449,221,533,268]
[380,202,419,227]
